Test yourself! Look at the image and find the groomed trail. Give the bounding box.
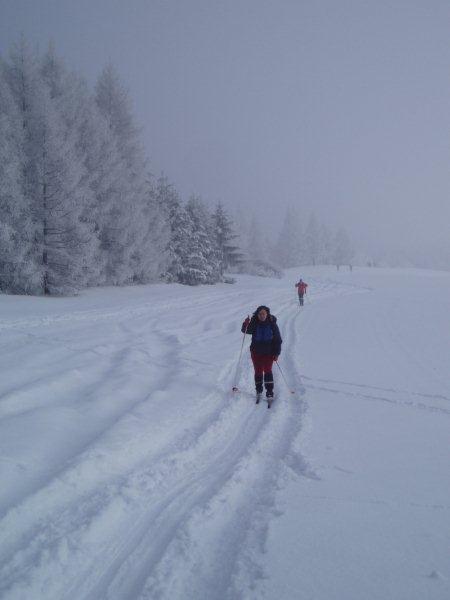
[0,267,449,600]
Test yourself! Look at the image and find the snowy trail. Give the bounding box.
[0,268,449,600]
[0,277,311,599]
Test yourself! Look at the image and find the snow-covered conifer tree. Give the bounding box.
[95,64,147,284]
[275,206,302,267]
[231,206,250,266]
[318,222,333,264]
[333,227,354,268]
[39,46,99,286]
[211,203,242,275]
[184,195,221,284]
[132,176,170,283]
[304,212,321,266]
[4,40,94,294]
[154,175,192,283]
[243,214,280,277]
[0,62,33,292]
[1,41,43,293]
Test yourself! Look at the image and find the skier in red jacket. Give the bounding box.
[295,278,308,306]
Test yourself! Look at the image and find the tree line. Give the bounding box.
[0,40,244,294]
[0,40,355,296]
[235,208,354,272]
[274,209,354,269]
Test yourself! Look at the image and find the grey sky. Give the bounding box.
[1,0,449,261]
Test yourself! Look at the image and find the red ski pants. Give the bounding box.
[251,352,274,375]
[251,352,274,392]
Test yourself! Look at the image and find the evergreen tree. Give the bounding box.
[185,195,221,284]
[304,212,321,266]
[95,64,146,284]
[154,175,192,283]
[231,206,250,265]
[4,40,93,294]
[39,46,99,285]
[246,215,267,262]
[212,203,242,275]
[333,227,354,268]
[244,214,281,277]
[318,222,333,264]
[132,176,170,283]
[31,92,93,294]
[0,62,32,292]
[1,40,42,293]
[70,84,123,285]
[275,205,302,267]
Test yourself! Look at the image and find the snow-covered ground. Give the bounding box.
[0,266,449,600]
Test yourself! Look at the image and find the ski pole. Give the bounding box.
[232,316,250,392]
[275,361,295,394]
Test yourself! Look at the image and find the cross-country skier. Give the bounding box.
[241,306,282,400]
[295,278,308,306]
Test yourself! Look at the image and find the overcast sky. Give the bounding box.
[1,0,449,260]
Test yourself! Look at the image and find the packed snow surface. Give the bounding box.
[0,266,449,600]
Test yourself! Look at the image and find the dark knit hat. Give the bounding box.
[254,305,270,315]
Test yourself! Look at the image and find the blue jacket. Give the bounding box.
[242,312,282,356]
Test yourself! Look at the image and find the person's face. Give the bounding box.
[258,309,268,321]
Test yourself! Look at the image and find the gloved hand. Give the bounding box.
[243,316,250,328]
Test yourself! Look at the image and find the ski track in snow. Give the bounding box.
[301,378,450,416]
[0,272,448,599]
[0,279,325,600]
